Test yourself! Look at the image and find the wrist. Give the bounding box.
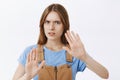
[79,53,88,62]
[23,73,31,80]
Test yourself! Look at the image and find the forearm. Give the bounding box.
[13,73,31,80]
[80,54,109,79]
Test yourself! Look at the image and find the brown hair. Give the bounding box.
[37,3,70,45]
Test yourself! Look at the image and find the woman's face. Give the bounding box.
[44,11,64,41]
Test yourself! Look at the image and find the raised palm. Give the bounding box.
[63,31,86,59]
[25,49,45,79]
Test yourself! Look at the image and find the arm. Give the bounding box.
[12,63,31,80]
[81,53,109,79]
[13,49,45,80]
[63,31,109,79]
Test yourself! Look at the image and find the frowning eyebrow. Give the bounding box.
[44,20,50,23]
[44,20,62,23]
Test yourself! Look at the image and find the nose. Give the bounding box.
[49,23,55,30]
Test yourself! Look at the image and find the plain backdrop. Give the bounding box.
[0,0,120,80]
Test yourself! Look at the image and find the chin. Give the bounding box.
[47,37,56,40]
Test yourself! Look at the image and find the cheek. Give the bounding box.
[44,25,48,31]
[58,28,64,35]
[43,26,47,35]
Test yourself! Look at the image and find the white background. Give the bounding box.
[0,0,120,80]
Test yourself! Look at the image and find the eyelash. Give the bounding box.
[44,21,50,24]
[55,21,61,24]
[44,21,61,24]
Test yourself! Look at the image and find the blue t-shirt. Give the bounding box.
[18,44,86,80]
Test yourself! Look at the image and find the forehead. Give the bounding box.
[45,11,61,21]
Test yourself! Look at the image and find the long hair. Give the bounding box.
[37,3,70,45]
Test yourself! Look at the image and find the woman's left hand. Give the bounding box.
[63,31,109,79]
[63,30,86,60]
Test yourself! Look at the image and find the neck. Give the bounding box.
[45,39,64,51]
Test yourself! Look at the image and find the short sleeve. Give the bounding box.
[77,60,86,72]
[18,45,35,66]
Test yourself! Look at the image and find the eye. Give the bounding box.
[54,21,61,24]
[44,20,50,24]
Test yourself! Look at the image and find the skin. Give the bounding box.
[63,31,109,79]
[44,11,65,51]
[12,49,45,80]
[13,11,109,80]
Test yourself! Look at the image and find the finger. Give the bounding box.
[34,49,39,66]
[67,31,74,42]
[27,53,30,63]
[32,49,36,60]
[30,49,33,62]
[71,31,77,41]
[35,48,38,62]
[76,33,82,43]
[65,31,72,44]
[30,49,35,61]
[76,33,85,47]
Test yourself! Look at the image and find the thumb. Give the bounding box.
[62,46,71,53]
[38,60,45,70]
[33,61,45,77]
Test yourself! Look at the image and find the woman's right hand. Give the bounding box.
[25,48,45,80]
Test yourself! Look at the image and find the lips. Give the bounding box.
[48,32,55,36]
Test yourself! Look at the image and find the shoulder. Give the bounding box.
[21,44,38,56]
[24,44,37,51]
[18,44,38,65]
[26,44,38,49]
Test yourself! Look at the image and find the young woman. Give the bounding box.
[13,3,109,80]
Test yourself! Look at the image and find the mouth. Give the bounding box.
[48,32,55,36]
